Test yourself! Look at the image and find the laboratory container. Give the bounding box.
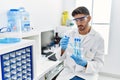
[19,7,30,32]
[7,9,21,32]
[5,9,22,43]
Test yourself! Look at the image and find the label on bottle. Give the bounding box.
[21,13,30,32]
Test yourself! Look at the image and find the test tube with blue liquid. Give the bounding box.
[74,38,81,55]
[63,36,81,54]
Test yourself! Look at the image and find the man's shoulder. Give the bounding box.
[91,28,104,41]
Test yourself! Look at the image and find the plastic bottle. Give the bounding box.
[19,7,30,32]
[61,11,69,26]
[4,9,22,43]
[7,9,21,32]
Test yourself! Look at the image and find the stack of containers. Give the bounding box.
[0,7,30,44]
[7,7,30,32]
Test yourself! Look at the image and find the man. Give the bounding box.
[55,6,104,80]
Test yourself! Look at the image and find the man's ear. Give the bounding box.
[87,15,91,22]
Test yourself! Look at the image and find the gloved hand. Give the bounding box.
[60,36,69,50]
[71,50,87,67]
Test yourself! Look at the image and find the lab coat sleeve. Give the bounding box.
[55,46,66,61]
[85,39,104,73]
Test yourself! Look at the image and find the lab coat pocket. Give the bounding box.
[84,48,96,60]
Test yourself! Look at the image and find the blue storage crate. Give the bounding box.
[0,46,33,80]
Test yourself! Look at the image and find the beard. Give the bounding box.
[77,25,85,31]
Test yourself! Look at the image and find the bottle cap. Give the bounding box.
[10,9,19,11]
[19,7,25,12]
[64,35,70,39]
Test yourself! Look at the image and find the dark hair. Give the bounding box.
[72,6,90,17]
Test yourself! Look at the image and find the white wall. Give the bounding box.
[101,0,120,75]
[62,0,76,19]
[0,0,62,30]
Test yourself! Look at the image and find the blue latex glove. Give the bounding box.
[60,36,69,50]
[71,50,87,67]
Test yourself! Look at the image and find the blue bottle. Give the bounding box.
[7,9,21,32]
[19,7,30,32]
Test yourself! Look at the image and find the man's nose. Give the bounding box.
[76,20,83,25]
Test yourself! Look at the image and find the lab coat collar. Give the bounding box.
[75,27,96,45]
[75,27,96,37]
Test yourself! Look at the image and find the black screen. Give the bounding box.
[41,30,54,55]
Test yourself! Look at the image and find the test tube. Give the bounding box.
[74,38,77,54]
[77,38,81,54]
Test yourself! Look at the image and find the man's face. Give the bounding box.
[73,14,91,31]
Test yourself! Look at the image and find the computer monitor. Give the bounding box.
[41,30,55,55]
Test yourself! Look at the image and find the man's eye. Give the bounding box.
[80,18,85,21]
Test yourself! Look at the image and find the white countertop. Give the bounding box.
[0,39,35,54]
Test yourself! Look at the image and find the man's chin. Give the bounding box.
[78,27,85,31]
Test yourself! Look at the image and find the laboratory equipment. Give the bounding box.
[7,9,21,32]
[70,37,87,67]
[0,40,35,80]
[61,11,69,26]
[7,7,30,32]
[54,32,61,47]
[3,9,22,42]
[19,7,30,32]
[0,27,21,44]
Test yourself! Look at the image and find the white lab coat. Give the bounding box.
[55,28,104,80]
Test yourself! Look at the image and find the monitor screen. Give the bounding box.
[41,30,54,54]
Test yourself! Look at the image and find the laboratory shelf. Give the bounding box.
[0,30,39,38]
